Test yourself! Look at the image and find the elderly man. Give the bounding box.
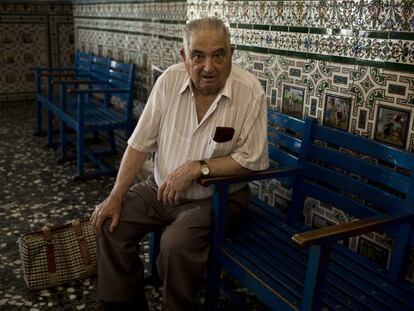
[91,17,268,311]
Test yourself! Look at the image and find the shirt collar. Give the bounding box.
[178,71,233,102]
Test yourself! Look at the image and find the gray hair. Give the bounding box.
[183,17,231,53]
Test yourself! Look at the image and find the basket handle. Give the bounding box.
[71,220,94,274]
[42,226,58,286]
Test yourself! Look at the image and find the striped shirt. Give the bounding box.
[128,62,269,200]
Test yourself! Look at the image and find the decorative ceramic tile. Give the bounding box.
[0,3,74,103]
[73,1,186,21]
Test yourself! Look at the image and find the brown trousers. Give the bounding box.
[97,176,250,311]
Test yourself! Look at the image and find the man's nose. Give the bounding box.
[203,57,214,73]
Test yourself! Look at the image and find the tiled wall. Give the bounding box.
[0,1,74,103]
[72,0,414,282]
[0,0,398,282]
[73,0,186,112]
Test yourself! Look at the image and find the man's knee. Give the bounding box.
[160,226,192,254]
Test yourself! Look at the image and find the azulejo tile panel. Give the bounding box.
[75,26,182,105]
[73,1,186,21]
[224,0,414,32]
[73,1,187,105]
[234,50,414,147]
[0,22,49,101]
[0,3,74,103]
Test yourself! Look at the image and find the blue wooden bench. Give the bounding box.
[33,50,93,137]
[41,59,135,179]
[201,111,414,310]
[35,51,111,147]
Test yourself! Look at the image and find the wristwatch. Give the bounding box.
[199,160,210,177]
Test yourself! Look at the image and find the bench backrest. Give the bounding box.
[74,50,93,76]
[89,56,111,82]
[267,110,309,189]
[268,111,414,282]
[107,60,135,135]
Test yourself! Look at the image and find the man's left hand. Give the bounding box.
[158,161,199,206]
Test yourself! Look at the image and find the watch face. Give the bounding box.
[201,165,210,175]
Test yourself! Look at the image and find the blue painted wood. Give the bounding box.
[268,109,305,133]
[288,117,315,225]
[33,50,93,135]
[308,144,410,194]
[203,111,414,310]
[219,246,301,310]
[268,130,303,154]
[250,197,414,308]
[388,224,412,282]
[239,203,414,310]
[312,125,414,170]
[301,245,330,311]
[146,229,161,286]
[304,164,405,211]
[205,183,229,311]
[37,55,136,178]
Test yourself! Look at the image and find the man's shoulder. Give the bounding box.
[230,64,264,96]
[163,62,187,76]
[154,63,188,93]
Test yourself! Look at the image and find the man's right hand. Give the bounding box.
[90,194,123,235]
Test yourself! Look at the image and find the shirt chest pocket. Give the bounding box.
[205,139,235,159]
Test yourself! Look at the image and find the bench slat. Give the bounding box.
[304,164,406,212]
[244,202,413,310]
[268,110,305,133]
[234,205,390,310]
[313,126,414,171]
[308,144,411,194]
[268,129,302,154]
[221,245,302,310]
[269,145,299,167]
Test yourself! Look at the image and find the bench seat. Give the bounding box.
[33,50,93,136]
[222,197,414,310]
[203,111,414,311]
[34,56,135,178]
[58,103,126,131]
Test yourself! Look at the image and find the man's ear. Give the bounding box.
[179,48,186,61]
[230,45,235,56]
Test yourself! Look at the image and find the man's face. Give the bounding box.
[181,30,234,96]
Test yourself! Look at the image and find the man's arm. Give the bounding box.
[90,146,147,234]
[158,155,250,206]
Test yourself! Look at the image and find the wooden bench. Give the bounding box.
[40,59,135,179]
[34,53,111,148]
[202,111,414,310]
[33,50,93,137]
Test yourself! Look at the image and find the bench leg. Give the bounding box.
[59,121,68,163]
[108,130,116,154]
[46,110,54,148]
[34,100,44,136]
[301,245,330,311]
[144,230,162,287]
[75,129,85,178]
[204,255,221,311]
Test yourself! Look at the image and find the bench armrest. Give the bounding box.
[292,212,414,248]
[198,165,302,187]
[67,88,132,94]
